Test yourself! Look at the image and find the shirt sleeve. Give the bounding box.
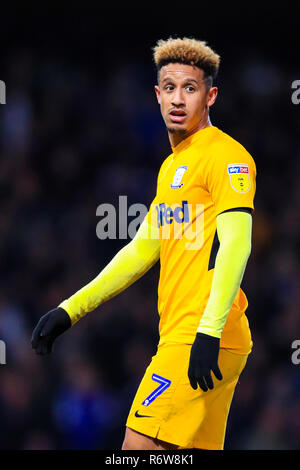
[146,154,172,229]
[203,141,257,216]
[146,196,159,230]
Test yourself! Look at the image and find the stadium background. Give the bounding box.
[0,6,299,449]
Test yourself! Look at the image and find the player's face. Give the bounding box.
[155,63,217,143]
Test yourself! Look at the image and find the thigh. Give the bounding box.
[122,427,178,450]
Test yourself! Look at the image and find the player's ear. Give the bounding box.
[154,85,161,105]
[207,86,218,107]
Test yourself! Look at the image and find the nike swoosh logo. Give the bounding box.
[135,410,153,418]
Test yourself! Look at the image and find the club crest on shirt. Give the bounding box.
[227,163,250,193]
[171,165,187,189]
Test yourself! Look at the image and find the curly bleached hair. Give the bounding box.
[153,37,220,85]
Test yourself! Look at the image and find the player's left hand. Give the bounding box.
[188,332,223,392]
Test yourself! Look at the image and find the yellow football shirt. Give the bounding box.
[147,125,256,354]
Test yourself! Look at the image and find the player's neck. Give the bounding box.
[169,117,212,149]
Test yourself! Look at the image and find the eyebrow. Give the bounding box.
[161,77,200,85]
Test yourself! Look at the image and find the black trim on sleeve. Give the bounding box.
[208,207,252,271]
[208,230,220,271]
[219,207,252,215]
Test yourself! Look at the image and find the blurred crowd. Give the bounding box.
[0,11,299,450]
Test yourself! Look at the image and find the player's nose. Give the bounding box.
[171,88,185,106]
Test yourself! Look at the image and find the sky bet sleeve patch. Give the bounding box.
[227,163,251,193]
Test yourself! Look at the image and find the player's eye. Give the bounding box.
[165,84,175,91]
[186,85,195,92]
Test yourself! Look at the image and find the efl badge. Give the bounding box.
[227,163,250,193]
[171,165,187,189]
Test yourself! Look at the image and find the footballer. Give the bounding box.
[32,37,256,450]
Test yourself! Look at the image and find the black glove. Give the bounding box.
[188,332,223,392]
[31,307,71,355]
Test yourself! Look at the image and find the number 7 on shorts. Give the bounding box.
[142,373,171,407]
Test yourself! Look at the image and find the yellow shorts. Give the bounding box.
[126,343,248,449]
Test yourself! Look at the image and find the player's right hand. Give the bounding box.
[31,307,71,355]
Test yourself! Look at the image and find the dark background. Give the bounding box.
[0,5,299,449]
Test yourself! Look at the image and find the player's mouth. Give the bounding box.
[169,109,187,123]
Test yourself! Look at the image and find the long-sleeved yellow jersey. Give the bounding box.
[147,125,256,353]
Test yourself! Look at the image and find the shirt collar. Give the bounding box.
[171,126,217,157]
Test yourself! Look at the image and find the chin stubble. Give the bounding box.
[167,126,186,134]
